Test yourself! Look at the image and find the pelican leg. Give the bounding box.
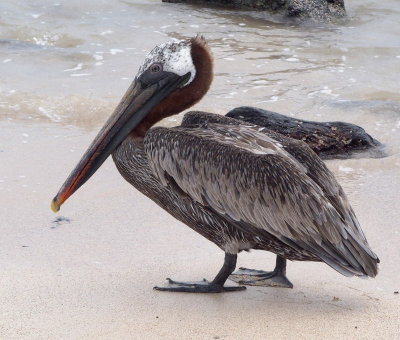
[229,256,293,288]
[154,253,246,293]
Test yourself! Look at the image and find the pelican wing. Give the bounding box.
[182,111,366,243]
[144,123,378,277]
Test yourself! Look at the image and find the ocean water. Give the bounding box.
[0,0,399,156]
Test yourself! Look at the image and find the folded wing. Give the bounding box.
[144,122,379,277]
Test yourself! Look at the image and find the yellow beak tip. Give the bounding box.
[51,199,60,213]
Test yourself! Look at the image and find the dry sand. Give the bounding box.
[1,120,399,339]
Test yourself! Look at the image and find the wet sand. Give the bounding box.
[0,120,399,339]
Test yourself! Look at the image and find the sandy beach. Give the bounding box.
[1,119,399,339]
[1,0,400,338]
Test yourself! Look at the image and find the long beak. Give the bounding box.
[51,72,190,212]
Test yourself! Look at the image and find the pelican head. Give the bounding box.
[51,35,213,212]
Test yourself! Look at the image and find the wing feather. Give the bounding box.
[144,122,378,277]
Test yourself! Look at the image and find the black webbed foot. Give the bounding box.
[229,256,293,288]
[154,278,246,293]
[229,267,293,288]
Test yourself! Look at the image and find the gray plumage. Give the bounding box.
[113,112,379,278]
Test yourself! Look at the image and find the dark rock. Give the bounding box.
[162,0,346,23]
[226,106,382,159]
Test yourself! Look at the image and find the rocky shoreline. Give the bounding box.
[162,0,346,23]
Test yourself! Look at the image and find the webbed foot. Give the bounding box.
[229,267,293,288]
[154,278,246,293]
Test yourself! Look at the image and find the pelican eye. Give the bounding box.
[150,64,162,73]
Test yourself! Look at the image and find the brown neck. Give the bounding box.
[131,36,213,139]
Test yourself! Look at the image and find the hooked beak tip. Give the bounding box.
[51,198,60,213]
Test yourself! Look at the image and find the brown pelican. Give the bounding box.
[51,36,379,293]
